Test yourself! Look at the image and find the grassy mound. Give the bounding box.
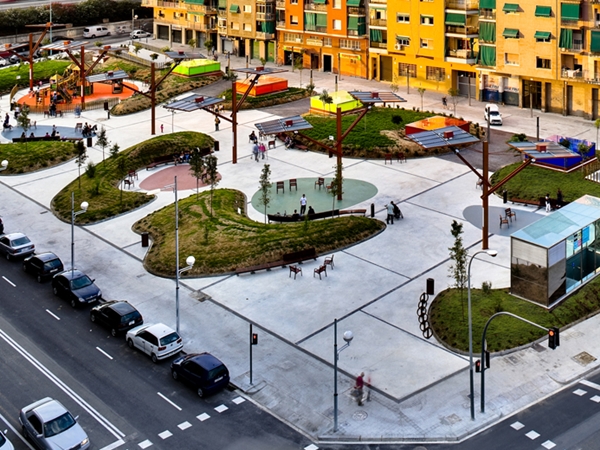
[0,141,78,174]
[51,132,214,224]
[133,189,384,276]
[0,60,71,95]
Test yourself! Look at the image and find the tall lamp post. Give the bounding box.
[333,318,354,432]
[467,249,497,420]
[71,192,88,275]
[0,160,8,172]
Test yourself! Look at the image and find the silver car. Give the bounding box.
[0,232,35,260]
[19,397,90,450]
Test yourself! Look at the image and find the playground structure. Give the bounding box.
[234,75,288,97]
[309,90,363,115]
[172,59,221,77]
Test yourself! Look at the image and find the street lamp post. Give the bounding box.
[0,160,8,172]
[71,192,88,276]
[132,10,138,32]
[467,249,497,420]
[333,318,354,432]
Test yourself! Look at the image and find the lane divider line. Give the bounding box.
[96,347,114,360]
[2,276,16,287]
[157,392,181,411]
[45,310,60,321]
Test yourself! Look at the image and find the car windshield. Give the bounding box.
[490,111,500,116]
[120,312,140,323]
[44,260,62,270]
[71,275,93,290]
[12,236,31,246]
[160,332,180,346]
[207,365,228,380]
[44,412,76,437]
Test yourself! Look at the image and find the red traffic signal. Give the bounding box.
[475,359,481,373]
[548,327,560,349]
[251,333,258,345]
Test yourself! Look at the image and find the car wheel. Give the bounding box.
[197,387,204,398]
[71,298,77,308]
[171,370,178,380]
[53,286,59,296]
[90,313,96,322]
[111,328,117,337]
[127,338,134,348]
[151,353,158,363]
[5,253,10,261]
[91,34,96,38]
[36,274,42,283]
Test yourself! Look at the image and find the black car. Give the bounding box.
[52,269,102,308]
[23,252,64,282]
[90,300,143,336]
[171,353,230,397]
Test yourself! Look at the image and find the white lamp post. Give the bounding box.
[467,249,497,420]
[132,10,138,32]
[0,160,8,172]
[71,192,88,275]
[333,318,354,432]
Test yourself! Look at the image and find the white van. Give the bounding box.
[83,26,111,38]
[484,104,503,126]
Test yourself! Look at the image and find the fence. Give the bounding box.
[116,52,169,69]
[25,97,120,116]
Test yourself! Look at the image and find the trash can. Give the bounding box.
[214,140,220,152]
[141,232,149,247]
[86,137,92,147]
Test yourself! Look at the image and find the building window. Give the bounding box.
[243,4,251,13]
[290,0,298,3]
[396,37,410,46]
[535,31,551,42]
[340,39,361,50]
[243,23,252,31]
[397,13,410,23]
[284,33,302,42]
[420,38,433,49]
[426,66,445,80]
[398,63,416,78]
[324,37,332,46]
[333,19,342,30]
[231,22,240,30]
[290,15,299,25]
[420,15,434,25]
[505,53,519,65]
[536,57,551,69]
[333,0,341,8]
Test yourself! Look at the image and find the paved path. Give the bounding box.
[1,51,600,447]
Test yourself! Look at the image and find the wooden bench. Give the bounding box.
[339,209,367,217]
[267,210,340,223]
[235,262,274,275]
[235,247,317,275]
[146,154,176,170]
[314,265,327,279]
[12,136,60,142]
[295,144,308,151]
[509,198,542,209]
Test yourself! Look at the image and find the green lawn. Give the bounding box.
[51,132,214,224]
[133,189,384,276]
[0,141,78,174]
[0,60,71,95]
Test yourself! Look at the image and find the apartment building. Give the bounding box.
[275,0,369,78]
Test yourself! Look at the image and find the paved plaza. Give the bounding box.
[1,54,600,446]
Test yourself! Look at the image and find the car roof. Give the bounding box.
[4,232,27,240]
[107,300,137,315]
[31,398,68,422]
[189,352,225,370]
[56,269,86,280]
[33,252,60,262]
[144,323,177,337]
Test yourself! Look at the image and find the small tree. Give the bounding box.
[391,114,403,138]
[305,82,316,96]
[319,89,333,113]
[259,57,267,67]
[74,140,87,189]
[109,143,120,158]
[203,155,219,216]
[594,118,600,154]
[448,220,468,319]
[149,53,159,61]
[578,142,590,160]
[448,88,460,116]
[132,42,142,55]
[329,163,343,217]
[95,126,109,161]
[204,40,214,55]
[116,155,128,205]
[293,51,304,86]
[16,105,31,151]
[258,164,272,223]
[417,87,426,111]
[189,149,206,200]
[187,38,197,48]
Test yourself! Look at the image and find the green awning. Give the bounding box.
[591,30,600,52]
[534,31,551,40]
[185,0,205,4]
[316,13,327,26]
[263,21,275,33]
[304,12,316,28]
[559,28,573,48]
[479,45,496,66]
[535,6,551,17]
[313,0,327,3]
[348,15,365,31]
[229,4,240,13]
[218,0,226,8]
[445,13,466,25]
[188,11,205,15]
[503,28,519,38]
[561,3,579,20]
[347,0,361,5]
[503,3,519,12]
[479,21,496,42]
[479,0,496,9]
[370,28,382,42]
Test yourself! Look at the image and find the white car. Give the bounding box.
[126,323,183,363]
[130,30,152,39]
[0,429,14,450]
[484,103,503,125]
[0,57,9,67]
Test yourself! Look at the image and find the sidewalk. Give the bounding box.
[1,53,600,448]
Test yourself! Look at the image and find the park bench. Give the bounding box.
[267,210,340,223]
[12,136,60,143]
[146,154,177,170]
[235,247,317,276]
[339,209,367,216]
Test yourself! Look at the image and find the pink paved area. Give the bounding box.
[139,164,219,191]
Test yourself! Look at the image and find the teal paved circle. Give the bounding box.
[250,177,378,215]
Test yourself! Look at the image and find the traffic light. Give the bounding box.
[548,327,560,349]
[485,350,491,369]
[475,359,481,373]
[251,333,258,345]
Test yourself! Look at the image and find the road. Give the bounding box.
[0,257,313,449]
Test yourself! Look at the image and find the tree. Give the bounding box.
[203,155,219,216]
[391,114,403,138]
[74,140,87,189]
[95,125,109,161]
[188,149,206,201]
[149,53,159,61]
[319,89,333,113]
[204,40,214,55]
[417,87,426,112]
[132,42,142,55]
[115,155,127,205]
[329,163,343,217]
[448,220,468,319]
[259,57,267,67]
[16,105,31,151]
[258,163,272,223]
[594,118,600,154]
[109,143,120,158]
[293,51,304,86]
[448,88,460,116]
[578,142,590,160]
[187,38,196,48]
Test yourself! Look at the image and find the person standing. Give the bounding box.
[557,188,563,207]
[252,142,260,161]
[300,194,307,215]
[545,193,551,212]
[386,203,394,224]
[355,372,365,406]
[442,96,448,109]
[259,142,266,159]
[215,116,220,131]
[160,124,164,133]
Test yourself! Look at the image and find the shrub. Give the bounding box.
[85,161,96,178]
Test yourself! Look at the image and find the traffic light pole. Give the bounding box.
[249,323,253,385]
[480,312,556,413]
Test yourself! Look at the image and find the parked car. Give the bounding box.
[127,323,183,363]
[171,352,230,397]
[23,252,64,282]
[484,103,503,125]
[90,300,143,336]
[0,233,35,260]
[19,397,90,450]
[0,57,10,67]
[130,29,152,39]
[82,26,110,38]
[0,429,14,450]
[52,269,102,307]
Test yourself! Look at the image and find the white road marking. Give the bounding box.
[510,421,525,430]
[581,379,600,391]
[45,309,60,320]
[99,440,126,450]
[158,430,172,439]
[525,430,540,440]
[591,395,600,403]
[0,329,125,439]
[214,404,228,413]
[573,388,587,396]
[542,440,556,449]
[2,276,15,287]
[177,421,192,430]
[138,439,153,448]
[304,445,319,450]
[232,396,245,404]
[197,413,210,421]
[157,392,182,411]
[96,347,113,360]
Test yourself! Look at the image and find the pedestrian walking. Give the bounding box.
[557,188,563,207]
[386,203,394,224]
[354,372,365,406]
[300,194,307,215]
[259,142,266,159]
[442,96,448,109]
[161,124,164,133]
[215,116,220,131]
[252,142,259,161]
[545,194,551,212]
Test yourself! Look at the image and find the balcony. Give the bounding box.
[276,20,286,28]
[256,0,275,3]
[186,4,217,14]
[185,21,210,32]
[218,9,227,17]
[304,3,328,11]
[347,29,366,36]
[348,7,365,15]
[479,10,496,20]
[143,0,178,7]
[445,48,478,63]
[218,23,227,31]
[369,41,387,49]
[276,0,285,8]
[561,41,584,52]
[369,0,387,4]
[561,68,584,79]
[446,25,479,36]
[445,0,479,10]
[306,38,323,46]
[370,18,387,27]
[256,12,275,20]
[255,31,275,39]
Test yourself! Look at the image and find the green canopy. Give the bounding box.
[346,0,361,5]
[185,0,205,4]
[559,28,573,49]
[263,21,275,33]
[479,45,496,66]
[591,30,600,52]
[479,0,496,9]
[503,3,519,12]
[313,0,327,3]
[370,28,383,42]
[316,13,327,26]
[503,28,519,38]
[347,16,365,34]
[445,13,466,26]
[304,12,316,30]
[535,6,551,17]
[218,0,226,8]
[229,4,240,13]
[561,3,579,20]
[479,22,496,42]
[534,31,551,40]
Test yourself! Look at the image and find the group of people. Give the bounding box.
[284,136,296,149]
[252,140,267,161]
[82,122,97,137]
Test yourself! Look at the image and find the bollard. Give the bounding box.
[141,232,149,247]
[370,203,375,218]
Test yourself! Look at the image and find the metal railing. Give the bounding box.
[479,10,496,20]
[446,25,479,35]
[348,6,365,15]
[116,52,169,69]
[446,0,479,9]
[255,32,275,39]
[304,3,328,11]
[256,12,275,20]
[370,18,387,27]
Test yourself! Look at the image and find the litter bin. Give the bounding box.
[214,140,220,151]
[86,137,92,147]
[141,232,149,247]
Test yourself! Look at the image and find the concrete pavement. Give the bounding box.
[1,51,600,448]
